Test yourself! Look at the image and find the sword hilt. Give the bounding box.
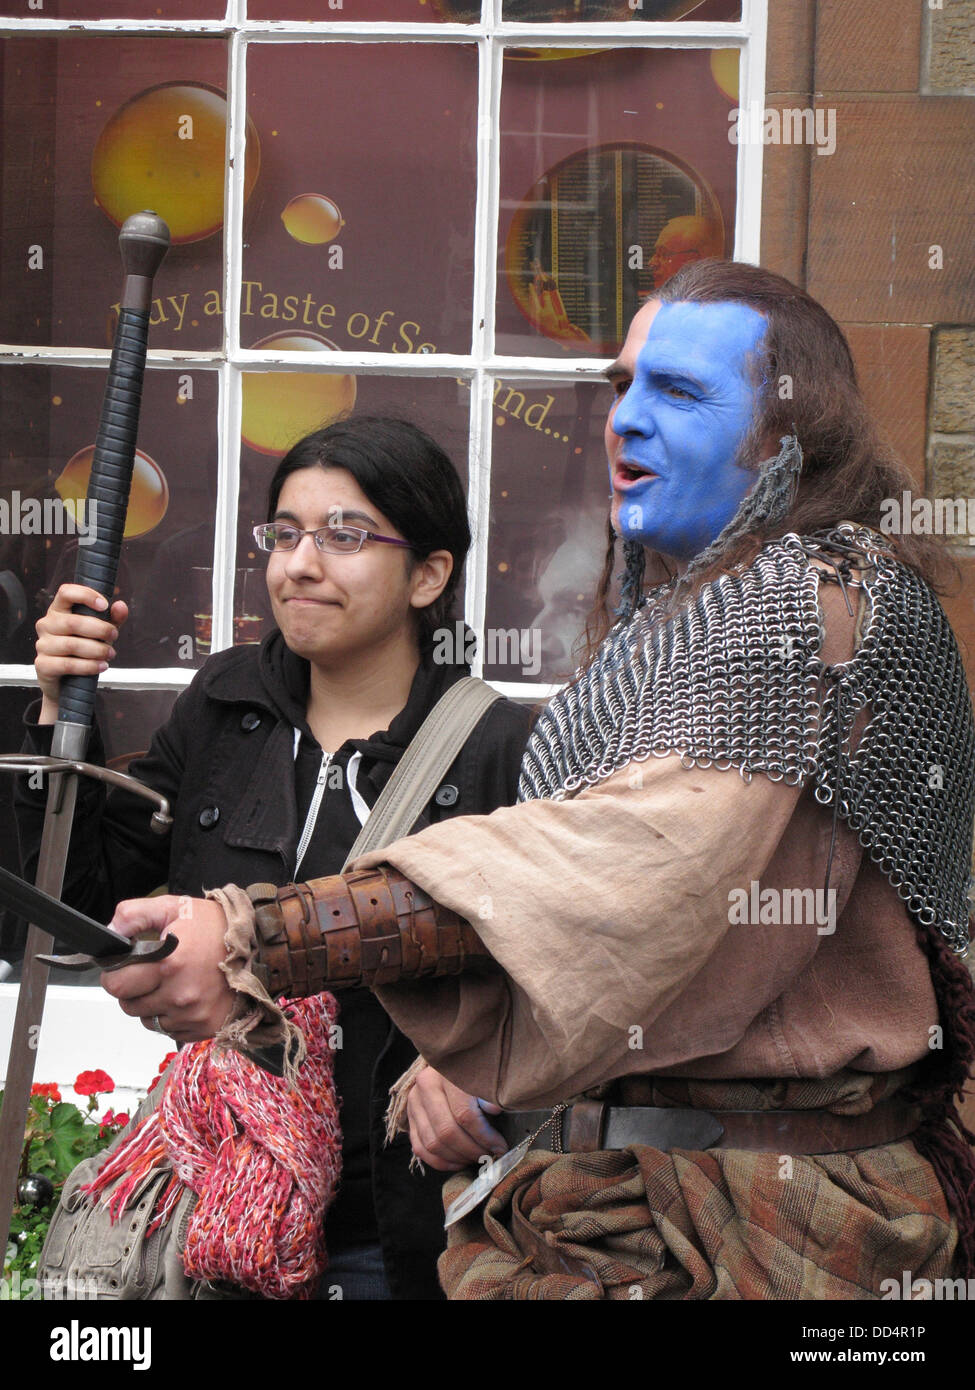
[0,753,172,833]
[37,935,179,972]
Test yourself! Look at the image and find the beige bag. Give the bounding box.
[39,1065,246,1300]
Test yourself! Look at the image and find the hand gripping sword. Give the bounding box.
[0,212,172,1241]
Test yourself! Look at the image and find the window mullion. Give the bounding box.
[735,0,768,264]
[464,9,503,673]
[211,21,248,656]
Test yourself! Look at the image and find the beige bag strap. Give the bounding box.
[341,676,502,870]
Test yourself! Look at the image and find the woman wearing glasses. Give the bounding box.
[17,415,534,1300]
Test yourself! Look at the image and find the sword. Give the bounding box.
[0,864,177,970]
[0,212,170,1241]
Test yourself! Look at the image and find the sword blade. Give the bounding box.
[32,744,80,902]
[0,755,85,1226]
[0,861,134,960]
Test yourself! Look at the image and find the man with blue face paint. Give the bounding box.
[605,298,768,563]
[94,262,975,1304]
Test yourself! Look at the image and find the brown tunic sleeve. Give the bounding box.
[357,575,937,1109]
[360,759,813,1106]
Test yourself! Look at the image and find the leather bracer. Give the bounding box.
[246,866,489,997]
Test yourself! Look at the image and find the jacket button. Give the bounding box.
[434,784,458,807]
[198,806,220,829]
[241,712,261,732]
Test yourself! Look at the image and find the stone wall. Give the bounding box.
[762,0,975,672]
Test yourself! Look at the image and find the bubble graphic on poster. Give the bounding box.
[709,48,739,101]
[241,334,357,457]
[281,195,345,246]
[56,447,169,538]
[91,83,261,244]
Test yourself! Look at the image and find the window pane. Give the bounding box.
[235,371,472,650]
[497,0,740,19]
[0,364,218,669]
[485,379,609,684]
[242,45,477,357]
[497,45,738,356]
[1,36,232,349]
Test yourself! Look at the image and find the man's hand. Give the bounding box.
[407,1065,507,1172]
[100,894,233,1042]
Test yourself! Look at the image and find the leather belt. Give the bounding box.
[495,1096,921,1156]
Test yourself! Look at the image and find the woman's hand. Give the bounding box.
[99,894,234,1043]
[407,1065,507,1172]
[34,583,129,723]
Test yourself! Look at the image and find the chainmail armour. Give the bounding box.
[520,524,975,953]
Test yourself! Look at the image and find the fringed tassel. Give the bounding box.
[145,1174,187,1237]
[82,1110,171,1224]
[385,1055,427,1145]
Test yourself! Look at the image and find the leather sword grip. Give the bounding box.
[247,867,489,997]
[58,212,170,729]
[58,309,152,728]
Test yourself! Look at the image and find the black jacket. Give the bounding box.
[16,632,534,1299]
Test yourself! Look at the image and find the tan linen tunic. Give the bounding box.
[359,579,939,1110]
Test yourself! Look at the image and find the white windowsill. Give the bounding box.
[0,983,172,1108]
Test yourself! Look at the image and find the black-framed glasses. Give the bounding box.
[252,522,413,556]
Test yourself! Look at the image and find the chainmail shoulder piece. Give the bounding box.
[519,525,975,952]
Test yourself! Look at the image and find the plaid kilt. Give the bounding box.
[438,1075,958,1300]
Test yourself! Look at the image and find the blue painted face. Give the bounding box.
[605,299,768,561]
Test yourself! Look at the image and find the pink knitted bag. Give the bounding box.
[85,993,342,1300]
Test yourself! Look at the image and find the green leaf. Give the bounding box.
[45,1102,94,1181]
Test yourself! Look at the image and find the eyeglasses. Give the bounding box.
[252,522,413,556]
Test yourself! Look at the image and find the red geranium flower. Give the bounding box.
[98,1107,130,1136]
[147,1052,178,1092]
[31,1082,61,1102]
[74,1069,114,1096]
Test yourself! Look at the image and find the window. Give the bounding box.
[0,0,767,732]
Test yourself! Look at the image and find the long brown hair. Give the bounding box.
[581,259,956,663]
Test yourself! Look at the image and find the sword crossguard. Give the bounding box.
[0,754,172,833]
[37,933,179,973]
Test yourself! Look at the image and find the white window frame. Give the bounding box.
[0,0,767,706]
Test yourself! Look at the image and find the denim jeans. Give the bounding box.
[318,1242,392,1301]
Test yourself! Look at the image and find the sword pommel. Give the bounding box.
[118,211,171,313]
